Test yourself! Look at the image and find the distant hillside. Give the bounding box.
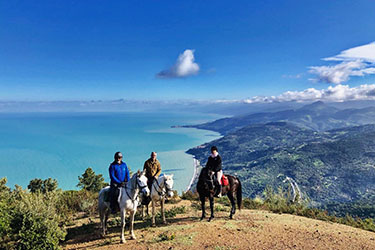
[187,122,375,206]
[185,101,375,134]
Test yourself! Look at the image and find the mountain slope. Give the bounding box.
[186,102,375,134]
[187,123,375,206]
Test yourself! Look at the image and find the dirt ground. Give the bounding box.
[63,200,375,250]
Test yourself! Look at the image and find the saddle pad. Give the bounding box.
[222,175,229,186]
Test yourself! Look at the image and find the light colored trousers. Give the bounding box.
[217,170,223,185]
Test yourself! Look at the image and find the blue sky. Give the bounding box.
[1,0,375,101]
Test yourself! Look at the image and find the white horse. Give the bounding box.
[98,170,150,243]
[142,174,174,226]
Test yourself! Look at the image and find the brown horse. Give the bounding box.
[197,167,242,221]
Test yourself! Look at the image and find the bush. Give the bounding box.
[10,189,66,249]
[28,178,58,193]
[0,178,12,248]
[58,190,98,217]
[181,190,199,200]
[156,206,187,219]
[242,197,262,209]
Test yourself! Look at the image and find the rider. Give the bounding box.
[205,146,223,197]
[143,152,161,194]
[109,151,130,214]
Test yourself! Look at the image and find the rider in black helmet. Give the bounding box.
[108,151,130,213]
[205,146,223,197]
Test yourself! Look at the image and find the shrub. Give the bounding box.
[0,179,12,248]
[11,190,66,249]
[58,189,98,217]
[155,206,187,219]
[242,198,262,209]
[181,190,199,200]
[28,178,58,193]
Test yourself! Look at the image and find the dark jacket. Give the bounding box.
[205,154,222,172]
[109,161,130,185]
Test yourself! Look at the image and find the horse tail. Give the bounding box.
[236,178,242,210]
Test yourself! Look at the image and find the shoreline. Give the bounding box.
[185,157,200,192]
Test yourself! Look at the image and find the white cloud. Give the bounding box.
[157,49,200,79]
[309,42,375,84]
[324,42,375,63]
[243,84,375,103]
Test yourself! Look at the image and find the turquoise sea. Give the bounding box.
[0,112,221,193]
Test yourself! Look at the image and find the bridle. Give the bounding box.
[153,176,172,197]
[124,174,148,202]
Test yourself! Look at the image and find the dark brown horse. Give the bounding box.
[197,167,242,221]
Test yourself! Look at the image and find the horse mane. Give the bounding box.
[127,172,138,188]
[198,167,209,182]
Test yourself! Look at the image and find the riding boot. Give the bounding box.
[109,185,119,214]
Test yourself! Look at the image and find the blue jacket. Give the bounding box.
[109,161,130,185]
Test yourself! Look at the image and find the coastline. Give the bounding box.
[185,157,200,192]
[183,129,222,192]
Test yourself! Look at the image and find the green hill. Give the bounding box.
[187,122,375,208]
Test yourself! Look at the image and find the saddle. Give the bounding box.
[206,172,229,194]
[221,175,229,186]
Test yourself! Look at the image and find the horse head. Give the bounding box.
[137,170,150,197]
[163,174,174,198]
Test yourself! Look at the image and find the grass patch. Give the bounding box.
[152,232,176,242]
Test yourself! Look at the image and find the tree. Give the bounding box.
[0,177,10,193]
[77,167,107,192]
[28,178,58,193]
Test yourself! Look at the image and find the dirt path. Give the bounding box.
[63,200,375,250]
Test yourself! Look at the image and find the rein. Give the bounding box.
[153,177,171,197]
[122,175,147,202]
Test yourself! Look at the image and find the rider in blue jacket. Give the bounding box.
[109,152,130,213]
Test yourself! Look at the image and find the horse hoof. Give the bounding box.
[131,236,137,240]
[151,223,156,227]
[208,217,214,222]
[120,239,125,244]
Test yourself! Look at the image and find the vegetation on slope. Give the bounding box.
[187,122,375,210]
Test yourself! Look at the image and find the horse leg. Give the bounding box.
[151,199,156,227]
[129,210,137,240]
[227,192,236,219]
[99,207,106,237]
[141,205,145,220]
[120,208,126,243]
[161,197,166,224]
[200,195,206,220]
[208,196,214,222]
[104,208,109,234]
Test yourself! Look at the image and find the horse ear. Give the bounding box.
[170,174,174,178]
[137,170,141,176]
